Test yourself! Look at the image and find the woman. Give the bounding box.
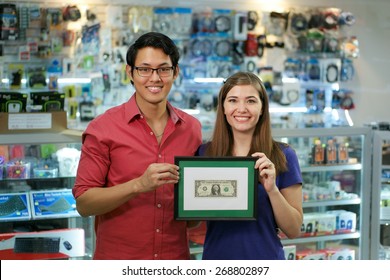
[198,72,303,260]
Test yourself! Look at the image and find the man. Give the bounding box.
[72,32,202,260]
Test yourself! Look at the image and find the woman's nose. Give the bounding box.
[236,102,248,112]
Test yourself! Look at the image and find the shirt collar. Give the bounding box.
[125,94,185,124]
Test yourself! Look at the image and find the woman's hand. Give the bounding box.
[252,152,278,193]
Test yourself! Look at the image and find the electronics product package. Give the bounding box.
[0,193,31,221]
[0,92,28,112]
[29,189,79,218]
[30,91,65,112]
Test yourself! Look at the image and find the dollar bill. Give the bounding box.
[195,180,237,197]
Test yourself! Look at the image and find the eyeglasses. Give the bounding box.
[134,66,174,77]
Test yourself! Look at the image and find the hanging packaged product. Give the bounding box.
[0,4,18,40]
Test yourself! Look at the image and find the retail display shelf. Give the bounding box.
[190,246,204,255]
[380,219,390,225]
[281,232,361,245]
[0,130,81,145]
[300,164,362,172]
[371,130,390,259]
[0,214,81,222]
[0,175,79,183]
[0,131,92,259]
[273,127,371,259]
[303,198,361,208]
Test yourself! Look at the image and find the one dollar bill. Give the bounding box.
[195,180,237,197]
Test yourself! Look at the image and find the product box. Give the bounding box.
[296,249,327,260]
[0,193,31,221]
[315,213,337,235]
[0,228,85,259]
[0,4,18,41]
[327,210,356,233]
[0,92,28,112]
[6,160,30,179]
[283,245,296,260]
[321,248,355,260]
[33,167,58,178]
[300,213,317,236]
[30,91,65,112]
[30,189,79,219]
[380,193,390,220]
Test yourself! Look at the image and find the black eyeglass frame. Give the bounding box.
[134,66,175,77]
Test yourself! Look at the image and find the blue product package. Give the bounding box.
[30,189,80,218]
[0,193,31,221]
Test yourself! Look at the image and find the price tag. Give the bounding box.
[8,113,52,130]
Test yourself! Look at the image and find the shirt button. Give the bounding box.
[150,132,153,135]
[154,253,158,258]
[157,203,162,208]
[156,228,160,233]
[158,154,162,158]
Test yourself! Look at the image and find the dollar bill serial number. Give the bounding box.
[215,266,269,276]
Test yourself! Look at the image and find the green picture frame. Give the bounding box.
[174,156,258,220]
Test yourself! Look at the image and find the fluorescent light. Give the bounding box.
[345,109,354,126]
[193,77,224,83]
[58,78,91,84]
[182,109,200,115]
[269,106,307,113]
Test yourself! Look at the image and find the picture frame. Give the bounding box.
[174,156,258,220]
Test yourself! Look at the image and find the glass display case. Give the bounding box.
[190,127,372,260]
[371,130,390,260]
[273,127,371,260]
[0,129,94,260]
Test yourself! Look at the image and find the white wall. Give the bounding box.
[166,0,390,127]
[11,0,390,126]
[193,0,390,126]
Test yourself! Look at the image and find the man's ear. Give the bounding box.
[173,65,180,79]
[126,65,133,80]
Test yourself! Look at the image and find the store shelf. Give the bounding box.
[380,219,390,225]
[301,164,362,172]
[0,131,92,259]
[0,130,82,145]
[371,130,390,259]
[273,126,372,259]
[281,232,361,245]
[303,198,361,208]
[190,246,204,256]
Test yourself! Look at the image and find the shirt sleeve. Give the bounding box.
[277,145,303,190]
[72,121,111,199]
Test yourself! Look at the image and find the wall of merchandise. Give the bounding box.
[0,0,359,132]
